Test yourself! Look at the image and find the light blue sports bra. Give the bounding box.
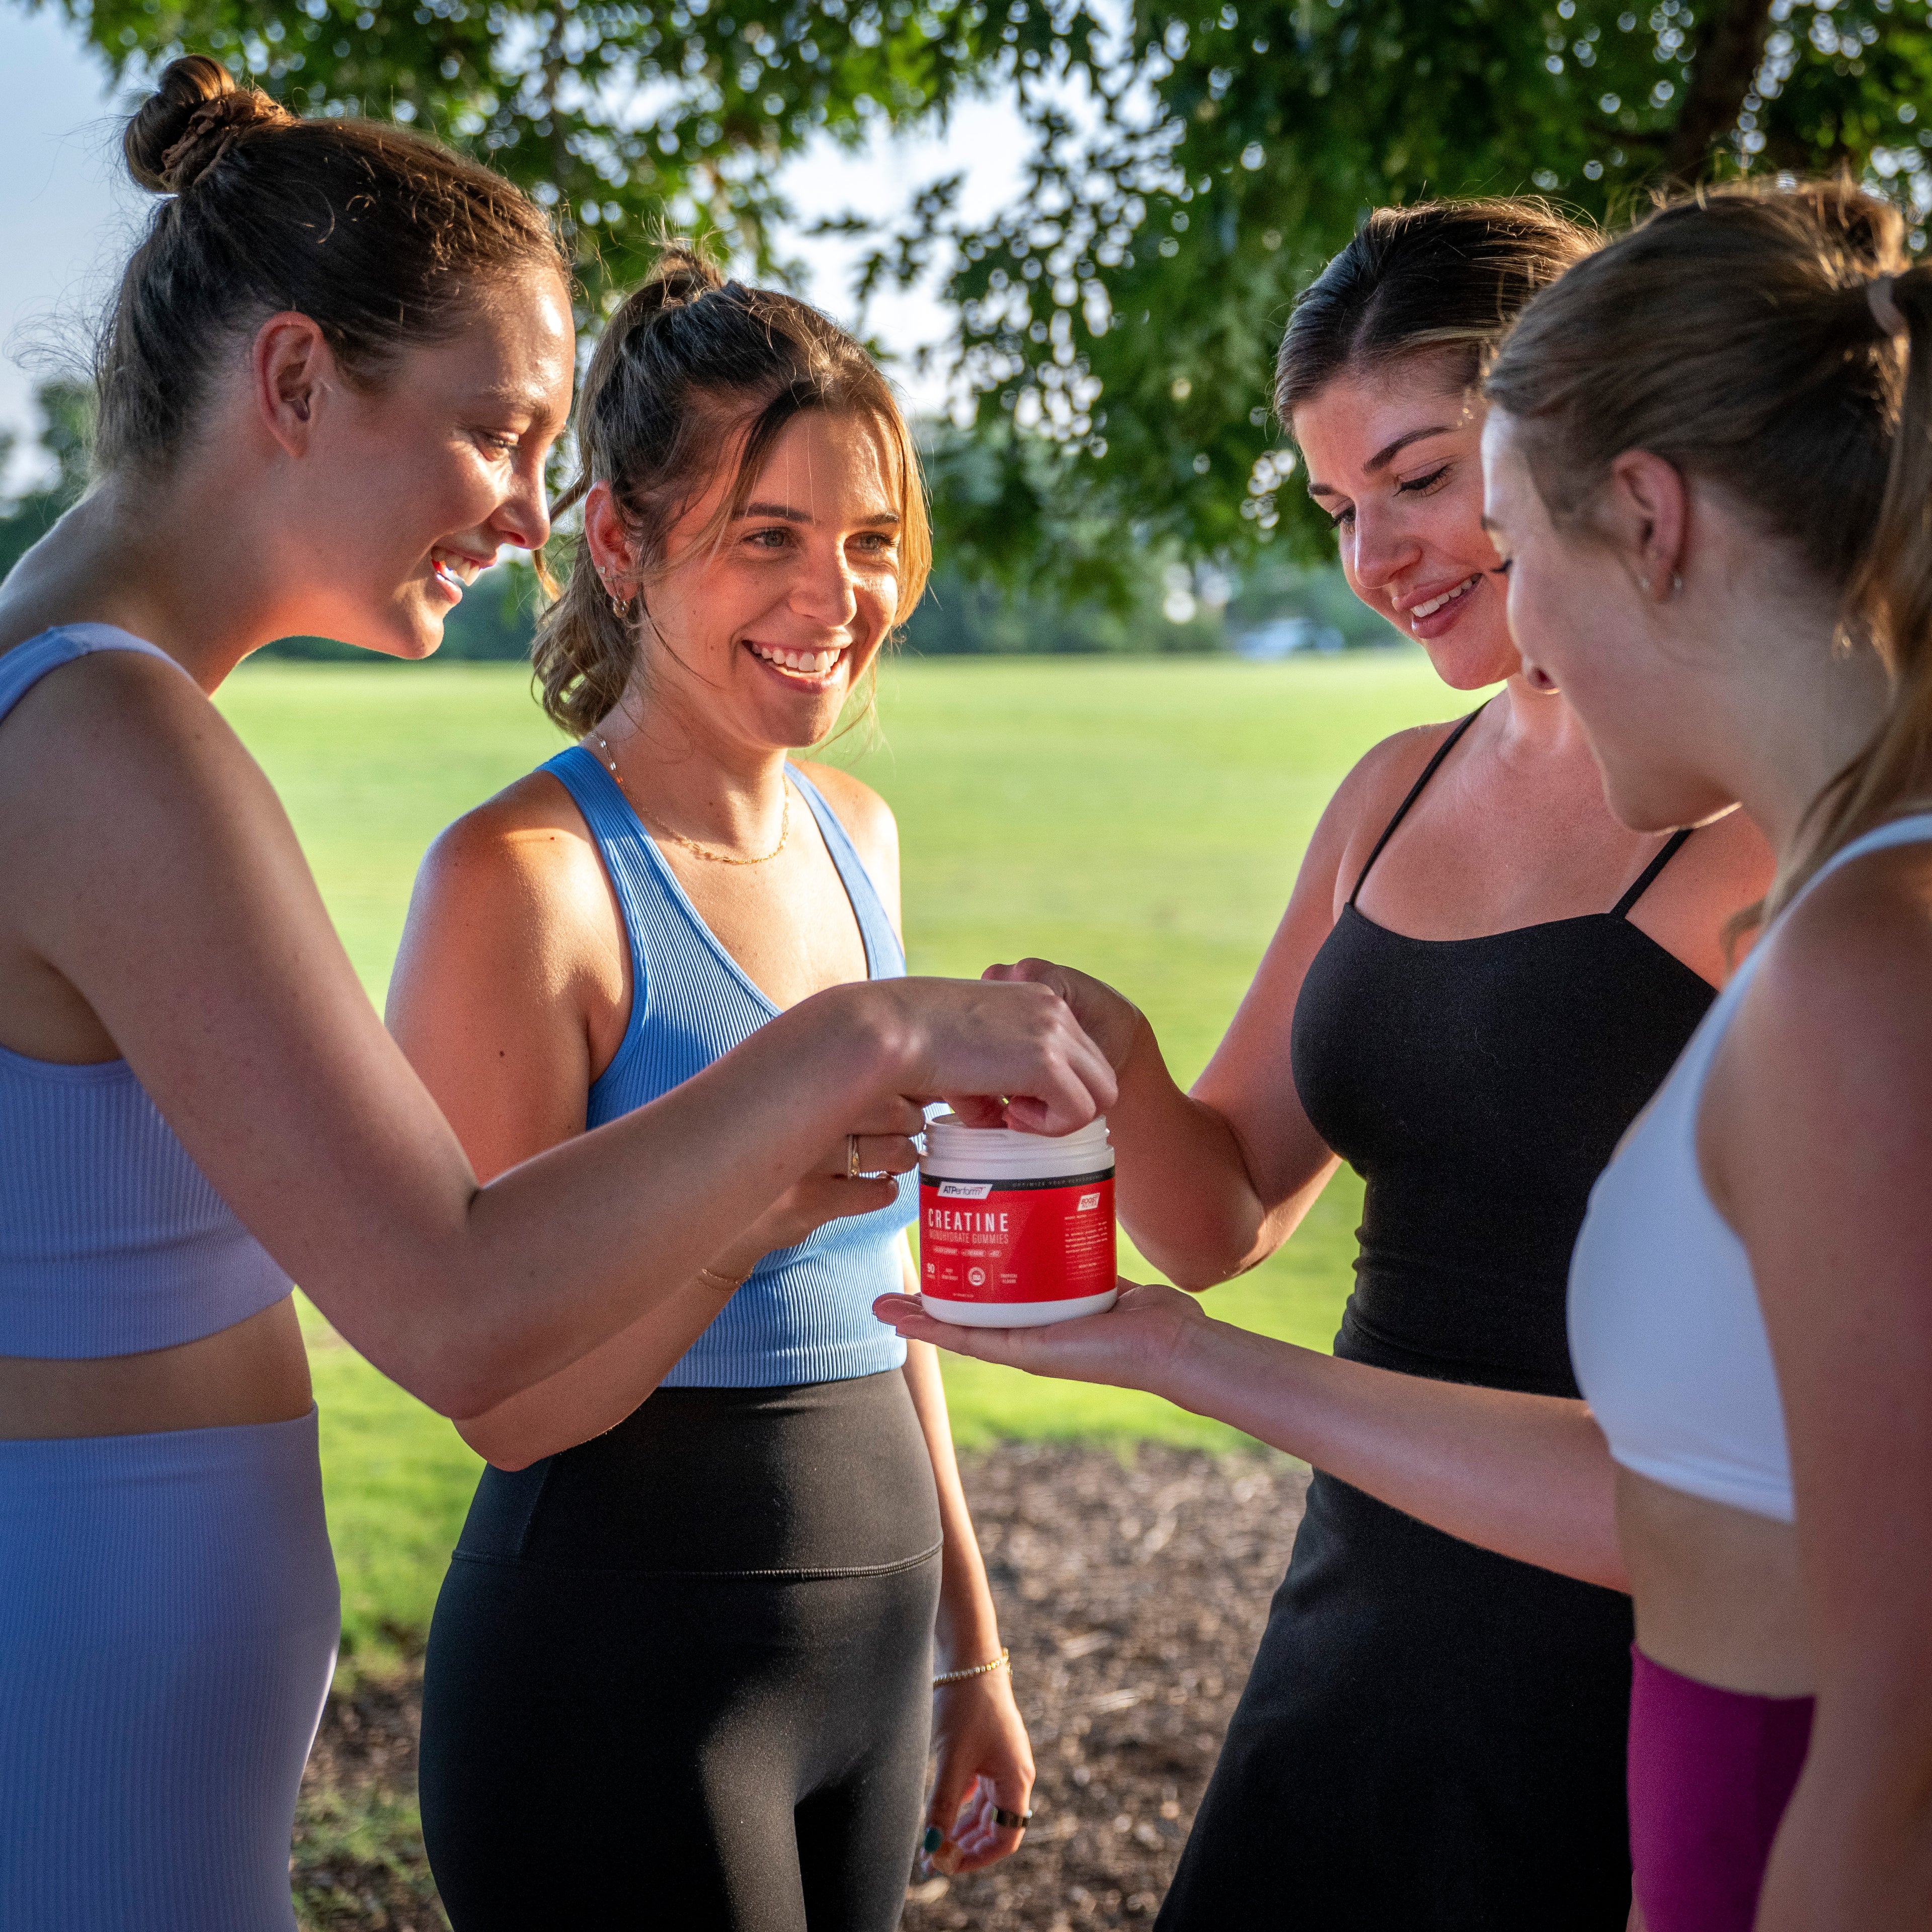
[0,626,292,1357]
[549,744,915,1388]
[1569,812,1932,1523]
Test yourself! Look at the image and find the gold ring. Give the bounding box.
[847,1134,862,1179]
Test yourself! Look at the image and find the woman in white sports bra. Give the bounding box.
[0,57,1110,1931]
[1483,184,1932,1929]
[882,178,1932,1931]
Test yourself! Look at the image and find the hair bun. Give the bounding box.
[123,54,292,195]
[640,239,728,310]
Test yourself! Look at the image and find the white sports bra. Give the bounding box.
[1569,812,1932,1524]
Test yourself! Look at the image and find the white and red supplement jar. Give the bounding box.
[917,1114,1117,1327]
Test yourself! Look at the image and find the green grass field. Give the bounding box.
[215,651,1470,1659]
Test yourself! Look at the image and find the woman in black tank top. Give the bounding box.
[880,202,1773,1928]
[1199,705,1711,1924]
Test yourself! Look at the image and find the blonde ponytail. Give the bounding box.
[1484,179,1932,924]
[1780,263,1932,915]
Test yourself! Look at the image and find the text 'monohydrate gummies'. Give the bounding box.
[917,1115,1117,1327]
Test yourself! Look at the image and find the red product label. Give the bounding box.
[919,1170,1116,1303]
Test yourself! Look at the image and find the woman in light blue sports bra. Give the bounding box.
[0,61,1109,1932]
[885,180,1932,1932]
[389,252,1035,1931]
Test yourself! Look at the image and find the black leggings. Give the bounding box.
[419,1373,943,1932]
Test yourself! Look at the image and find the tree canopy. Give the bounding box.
[23,0,1932,591]
[0,381,89,584]
[883,0,1932,579]
[49,0,1108,307]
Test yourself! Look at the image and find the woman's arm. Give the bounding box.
[990,726,1455,1285]
[445,1158,910,1467]
[876,1284,1626,1589]
[982,955,1340,1289]
[1708,864,1932,1931]
[799,767,1037,1869]
[2,657,1112,1418]
[898,1244,1035,1874]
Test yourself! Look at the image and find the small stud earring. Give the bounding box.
[1670,573,1683,596]
[1639,575,1652,593]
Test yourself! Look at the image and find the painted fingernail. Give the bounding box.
[921,1826,943,1856]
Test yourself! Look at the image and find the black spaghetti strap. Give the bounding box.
[1348,701,1493,907]
[1610,827,1695,920]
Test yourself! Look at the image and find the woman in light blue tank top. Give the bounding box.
[0,63,1108,1932]
[391,253,1036,1931]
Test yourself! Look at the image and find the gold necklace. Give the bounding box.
[590,732,790,866]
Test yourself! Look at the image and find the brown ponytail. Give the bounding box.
[533,239,932,737]
[100,54,566,476]
[1484,180,1929,917]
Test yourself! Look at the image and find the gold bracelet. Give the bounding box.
[696,1264,749,1293]
[932,1646,1009,1688]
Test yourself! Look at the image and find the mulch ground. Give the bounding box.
[292,1443,1308,1931]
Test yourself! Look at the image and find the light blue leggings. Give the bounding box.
[0,1408,339,1930]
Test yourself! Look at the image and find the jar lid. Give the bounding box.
[921,1112,1112,1177]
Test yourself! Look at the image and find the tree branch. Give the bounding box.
[1664,0,1776,183]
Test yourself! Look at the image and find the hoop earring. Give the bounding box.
[604,579,633,620]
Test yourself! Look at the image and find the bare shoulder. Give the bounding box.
[1658,807,1775,919]
[0,646,281,880]
[1707,834,1932,1233]
[1309,714,1473,908]
[1337,714,1474,809]
[0,648,274,1017]
[792,759,899,878]
[2,640,230,785]
[1239,711,1470,985]
[1714,837,1932,1155]
[1753,838,1932,1052]
[411,766,612,939]
[1635,807,1777,988]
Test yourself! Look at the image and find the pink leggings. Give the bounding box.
[1627,1646,1813,1932]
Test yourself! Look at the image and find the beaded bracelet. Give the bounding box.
[932,1646,1010,1689]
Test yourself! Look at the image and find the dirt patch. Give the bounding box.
[905,1444,1306,1932]
[293,1672,441,1931]
[293,1443,1307,1930]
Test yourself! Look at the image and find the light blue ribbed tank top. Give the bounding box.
[547,745,913,1388]
[0,626,292,1357]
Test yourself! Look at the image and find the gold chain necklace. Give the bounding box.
[590,732,790,866]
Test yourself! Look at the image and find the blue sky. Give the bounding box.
[0,11,1039,490]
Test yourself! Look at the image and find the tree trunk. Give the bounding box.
[1664,0,1777,184]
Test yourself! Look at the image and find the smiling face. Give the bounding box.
[1479,410,1739,832]
[620,407,905,753]
[285,267,576,659]
[1293,359,1518,689]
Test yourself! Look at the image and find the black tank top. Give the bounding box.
[1156,704,1718,1932]
[1291,703,1713,1396]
